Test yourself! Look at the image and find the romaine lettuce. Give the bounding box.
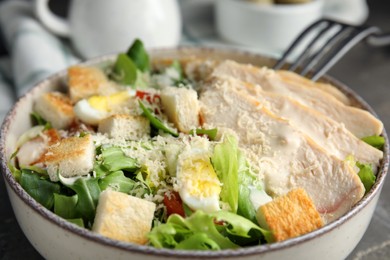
[98,171,135,193]
[20,169,61,210]
[361,135,385,150]
[139,100,179,137]
[148,210,272,250]
[126,38,150,72]
[54,193,78,219]
[148,210,238,250]
[59,175,101,227]
[356,162,376,193]
[345,155,376,194]
[236,150,272,224]
[112,53,138,85]
[99,146,138,172]
[211,135,239,213]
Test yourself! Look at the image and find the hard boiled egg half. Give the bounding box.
[74,90,135,125]
[176,147,222,213]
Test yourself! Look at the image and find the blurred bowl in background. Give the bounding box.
[35,0,182,58]
[323,0,369,25]
[215,0,324,55]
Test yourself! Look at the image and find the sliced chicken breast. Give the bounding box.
[276,70,351,105]
[199,81,365,223]
[211,60,383,138]
[209,77,383,169]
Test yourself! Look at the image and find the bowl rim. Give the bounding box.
[1,46,389,258]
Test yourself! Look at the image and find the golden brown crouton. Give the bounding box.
[257,188,324,242]
[93,190,156,245]
[68,66,117,103]
[160,86,199,133]
[98,114,150,140]
[34,92,75,129]
[43,134,95,181]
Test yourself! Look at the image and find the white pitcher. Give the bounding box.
[34,0,182,58]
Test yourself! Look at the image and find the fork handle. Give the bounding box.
[367,32,390,47]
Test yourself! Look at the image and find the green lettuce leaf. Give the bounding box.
[148,210,272,250]
[169,60,183,81]
[175,233,220,250]
[213,211,273,245]
[100,146,138,172]
[134,70,149,89]
[148,211,238,250]
[345,155,376,194]
[189,128,218,140]
[112,53,138,85]
[59,176,101,226]
[54,193,78,219]
[237,150,257,223]
[8,151,21,182]
[236,150,272,226]
[31,112,52,129]
[67,218,85,228]
[15,125,45,148]
[98,170,135,193]
[357,162,376,193]
[139,100,179,137]
[168,60,188,86]
[20,169,61,210]
[361,135,385,150]
[211,135,239,213]
[126,39,150,72]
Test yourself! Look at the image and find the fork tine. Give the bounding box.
[288,21,335,71]
[273,18,381,81]
[299,24,353,76]
[273,19,328,70]
[308,26,380,81]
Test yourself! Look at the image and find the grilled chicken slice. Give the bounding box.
[211,60,383,138]
[199,81,365,223]
[209,77,383,169]
[276,70,351,105]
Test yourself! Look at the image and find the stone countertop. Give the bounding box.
[0,0,389,259]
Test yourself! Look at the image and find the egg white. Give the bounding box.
[176,148,221,213]
[73,99,106,125]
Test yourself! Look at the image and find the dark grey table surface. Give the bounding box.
[1,0,390,259]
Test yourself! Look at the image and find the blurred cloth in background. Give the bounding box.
[0,0,79,122]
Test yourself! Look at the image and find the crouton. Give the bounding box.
[257,188,324,242]
[98,114,150,140]
[34,92,75,129]
[92,190,156,245]
[160,86,199,133]
[44,134,95,181]
[68,66,118,103]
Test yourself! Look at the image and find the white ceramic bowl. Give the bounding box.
[215,0,324,55]
[1,47,388,260]
[34,0,182,58]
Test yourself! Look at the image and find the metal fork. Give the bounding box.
[273,18,390,81]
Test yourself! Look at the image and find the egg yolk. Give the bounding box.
[88,91,131,112]
[180,157,221,198]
